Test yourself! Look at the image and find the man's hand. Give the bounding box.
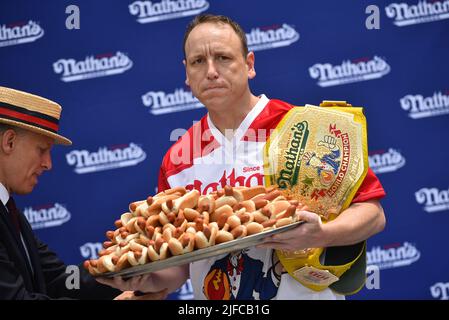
[96,265,189,295]
[258,200,386,251]
[257,210,327,251]
[114,289,168,300]
[96,274,156,293]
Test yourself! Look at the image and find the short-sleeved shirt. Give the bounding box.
[158,95,386,300]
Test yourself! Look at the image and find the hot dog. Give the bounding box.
[84,184,303,276]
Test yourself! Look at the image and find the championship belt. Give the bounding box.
[263,101,369,295]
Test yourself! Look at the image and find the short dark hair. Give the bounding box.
[0,123,25,135]
[0,123,15,134]
[183,14,248,59]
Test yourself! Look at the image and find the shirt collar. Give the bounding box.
[206,94,269,143]
[0,182,10,206]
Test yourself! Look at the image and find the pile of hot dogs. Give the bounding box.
[84,185,303,276]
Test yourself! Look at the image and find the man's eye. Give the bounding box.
[218,56,229,61]
[192,58,203,65]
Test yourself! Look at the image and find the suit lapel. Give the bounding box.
[18,212,46,293]
[0,201,21,243]
[0,203,37,291]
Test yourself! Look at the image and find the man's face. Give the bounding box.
[7,130,53,194]
[184,22,255,110]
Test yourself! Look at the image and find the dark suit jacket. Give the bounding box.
[0,202,120,300]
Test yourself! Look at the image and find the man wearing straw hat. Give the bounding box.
[0,86,167,300]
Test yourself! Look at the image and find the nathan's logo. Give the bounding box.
[369,148,406,174]
[246,24,299,52]
[186,169,264,195]
[400,91,449,119]
[0,20,44,47]
[66,143,146,174]
[386,0,449,27]
[367,242,421,270]
[23,203,71,230]
[142,87,203,115]
[309,56,390,87]
[415,186,449,213]
[80,242,103,260]
[430,281,449,300]
[277,122,309,189]
[53,51,133,82]
[129,0,209,24]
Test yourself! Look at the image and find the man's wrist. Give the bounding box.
[320,222,335,248]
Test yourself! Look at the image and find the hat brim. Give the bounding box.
[0,118,72,146]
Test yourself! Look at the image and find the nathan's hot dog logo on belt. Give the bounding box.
[265,103,366,221]
[275,121,309,189]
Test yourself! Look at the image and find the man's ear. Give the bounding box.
[183,59,190,86]
[246,52,256,79]
[1,129,18,155]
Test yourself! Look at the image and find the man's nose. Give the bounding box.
[206,60,219,80]
[42,152,52,171]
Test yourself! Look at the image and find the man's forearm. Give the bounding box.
[322,199,386,247]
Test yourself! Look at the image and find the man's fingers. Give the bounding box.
[114,276,130,289]
[131,274,152,290]
[97,276,134,291]
[266,229,296,242]
[114,289,168,300]
[95,276,114,287]
[129,275,142,288]
[106,274,153,292]
[298,210,320,224]
[134,288,169,300]
[113,291,133,300]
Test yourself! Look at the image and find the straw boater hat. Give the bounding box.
[0,86,72,145]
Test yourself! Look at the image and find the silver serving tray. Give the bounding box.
[99,220,304,279]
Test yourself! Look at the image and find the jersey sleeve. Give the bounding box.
[157,162,171,193]
[351,168,386,203]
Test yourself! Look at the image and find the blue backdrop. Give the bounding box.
[1,0,448,300]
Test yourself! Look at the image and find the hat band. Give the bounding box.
[0,102,59,133]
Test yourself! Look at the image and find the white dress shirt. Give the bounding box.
[0,182,9,207]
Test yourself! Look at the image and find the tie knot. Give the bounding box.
[6,197,20,233]
[6,197,17,212]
